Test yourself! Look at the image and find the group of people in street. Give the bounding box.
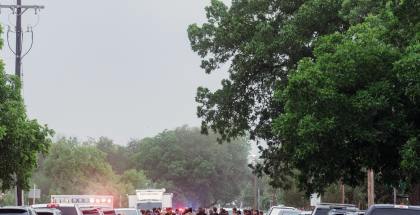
[140,207,263,215]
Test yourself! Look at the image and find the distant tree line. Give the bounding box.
[0,126,254,208]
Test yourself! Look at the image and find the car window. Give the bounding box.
[37,212,55,215]
[371,208,420,215]
[282,211,299,215]
[270,208,281,215]
[313,209,330,215]
[0,209,29,215]
[57,207,78,215]
[269,209,299,215]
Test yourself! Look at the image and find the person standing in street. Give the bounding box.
[232,208,237,215]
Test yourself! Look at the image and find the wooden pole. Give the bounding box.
[367,169,375,206]
[340,182,345,204]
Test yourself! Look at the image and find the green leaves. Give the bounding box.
[0,43,53,191]
[271,3,420,195]
[129,126,250,207]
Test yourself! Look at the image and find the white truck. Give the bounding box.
[128,189,173,210]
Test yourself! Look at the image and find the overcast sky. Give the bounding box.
[0,0,230,144]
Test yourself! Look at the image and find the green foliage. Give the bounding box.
[188,0,385,146]
[0,26,53,191]
[130,126,250,207]
[0,190,16,206]
[93,137,131,174]
[28,128,251,208]
[272,1,420,195]
[42,138,121,195]
[189,0,420,199]
[120,169,151,194]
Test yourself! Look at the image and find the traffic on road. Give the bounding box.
[2,202,420,215]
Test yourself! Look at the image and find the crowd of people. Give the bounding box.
[140,208,264,215]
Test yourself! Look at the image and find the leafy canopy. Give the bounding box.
[188,0,384,145]
[189,0,420,195]
[272,1,420,194]
[129,126,250,207]
[0,26,53,191]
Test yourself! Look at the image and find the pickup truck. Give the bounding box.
[365,204,420,215]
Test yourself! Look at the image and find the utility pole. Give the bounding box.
[340,182,345,204]
[367,169,375,207]
[271,189,277,207]
[15,0,22,78]
[0,0,44,206]
[393,188,397,205]
[253,174,257,210]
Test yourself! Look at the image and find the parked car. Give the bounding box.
[32,203,83,215]
[34,208,62,215]
[114,208,139,215]
[365,204,420,215]
[0,207,36,215]
[312,204,358,215]
[268,205,300,215]
[81,208,104,215]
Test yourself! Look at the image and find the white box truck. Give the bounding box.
[128,189,173,210]
[162,193,173,209]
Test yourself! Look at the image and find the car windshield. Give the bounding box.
[56,207,78,215]
[370,208,420,215]
[0,209,28,215]
[37,212,54,215]
[282,211,300,215]
[270,209,299,215]
[313,209,330,215]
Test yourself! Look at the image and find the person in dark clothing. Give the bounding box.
[196,208,206,215]
[212,208,218,215]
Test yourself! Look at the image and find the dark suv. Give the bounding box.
[365,204,420,215]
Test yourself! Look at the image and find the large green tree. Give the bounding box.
[188,0,383,143]
[0,27,53,191]
[189,0,420,199]
[41,138,122,195]
[272,0,419,197]
[130,126,250,207]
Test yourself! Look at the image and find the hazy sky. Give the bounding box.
[0,0,230,144]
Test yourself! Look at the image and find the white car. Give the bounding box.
[268,206,300,215]
[32,203,83,215]
[34,208,62,215]
[114,208,139,215]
